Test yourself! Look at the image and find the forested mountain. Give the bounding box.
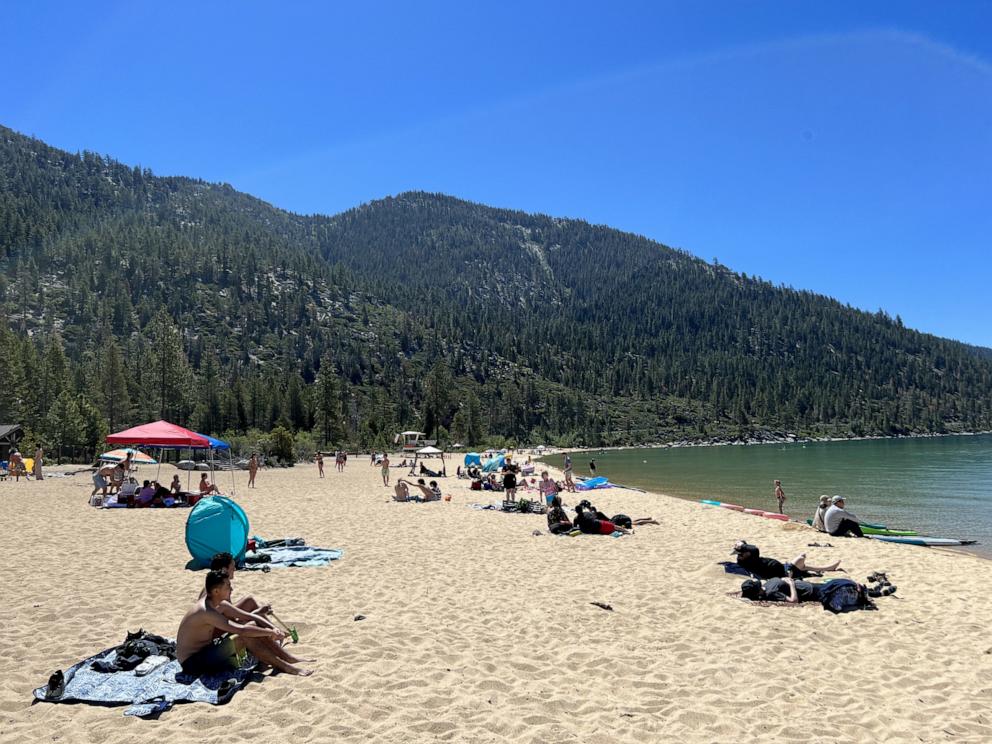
[1,124,990,459]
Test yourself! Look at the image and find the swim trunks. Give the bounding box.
[93,473,108,488]
[180,636,238,676]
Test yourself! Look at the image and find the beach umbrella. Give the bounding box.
[99,448,158,465]
[417,446,443,455]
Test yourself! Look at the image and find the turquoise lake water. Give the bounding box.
[547,434,992,555]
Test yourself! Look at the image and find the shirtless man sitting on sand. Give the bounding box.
[204,552,273,623]
[177,570,313,677]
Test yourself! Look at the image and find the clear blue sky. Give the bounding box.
[4,2,991,346]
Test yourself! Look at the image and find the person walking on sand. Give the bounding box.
[316,452,324,478]
[247,453,258,488]
[774,480,786,514]
[381,453,390,486]
[33,446,44,480]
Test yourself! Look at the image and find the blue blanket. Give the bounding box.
[720,561,753,576]
[243,545,343,570]
[33,644,257,716]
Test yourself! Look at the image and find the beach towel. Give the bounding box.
[33,643,257,716]
[243,545,343,570]
[720,561,754,577]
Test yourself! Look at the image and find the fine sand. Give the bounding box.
[1,460,991,743]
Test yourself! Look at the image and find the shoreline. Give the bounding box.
[540,428,992,456]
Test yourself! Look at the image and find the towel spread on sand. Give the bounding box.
[243,545,343,570]
[33,644,257,716]
[720,561,754,577]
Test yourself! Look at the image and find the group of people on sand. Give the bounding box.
[546,495,659,535]
[811,494,865,537]
[4,447,44,481]
[176,552,314,677]
[91,456,220,506]
[393,477,443,502]
[773,479,869,538]
[730,539,895,608]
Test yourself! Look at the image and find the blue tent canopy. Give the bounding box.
[464,452,481,467]
[185,496,250,568]
[194,432,230,450]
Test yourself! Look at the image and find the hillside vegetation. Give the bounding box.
[2,124,990,459]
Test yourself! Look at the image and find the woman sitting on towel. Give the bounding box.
[546,495,573,534]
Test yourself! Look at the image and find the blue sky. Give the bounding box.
[4,2,991,346]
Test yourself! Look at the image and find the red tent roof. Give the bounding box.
[106,420,211,448]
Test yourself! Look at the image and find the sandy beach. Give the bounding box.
[2,460,991,743]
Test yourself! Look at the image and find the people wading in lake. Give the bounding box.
[774,479,786,514]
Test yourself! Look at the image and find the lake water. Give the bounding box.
[547,434,992,555]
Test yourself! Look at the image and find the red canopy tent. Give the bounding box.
[106,420,210,448]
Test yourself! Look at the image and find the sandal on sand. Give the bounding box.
[591,602,614,611]
[868,584,897,598]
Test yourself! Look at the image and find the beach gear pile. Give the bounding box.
[33,630,256,718]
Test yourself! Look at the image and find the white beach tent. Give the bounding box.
[416,446,443,456]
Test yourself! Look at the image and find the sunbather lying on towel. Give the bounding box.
[574,503,630,535]
[740,577,883,611]
[178,570,313,676]
[731,541,842,580]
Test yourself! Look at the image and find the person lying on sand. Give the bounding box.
[574,503,630,535]
[740,576,891,605]
[177,570,313,676]
[731,541,842,580]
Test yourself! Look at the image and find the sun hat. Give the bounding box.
[831,495,845,504]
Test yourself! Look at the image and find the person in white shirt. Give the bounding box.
[823,495,865,537]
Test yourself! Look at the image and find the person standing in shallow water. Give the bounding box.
[774,480,786,514]
[247,453,258,488]
[589,459,597,476]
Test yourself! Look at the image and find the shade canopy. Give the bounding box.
[107,421,210,448]
[193,432,231,450]
[100,448,158,465]
[417,446,443,455]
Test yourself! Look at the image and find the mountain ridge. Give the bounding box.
[1,123,990,457]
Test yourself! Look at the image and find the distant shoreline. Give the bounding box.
[540,429,992,457]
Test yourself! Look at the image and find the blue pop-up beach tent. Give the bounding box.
[464,452,481,467]
[185,496,250,568]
